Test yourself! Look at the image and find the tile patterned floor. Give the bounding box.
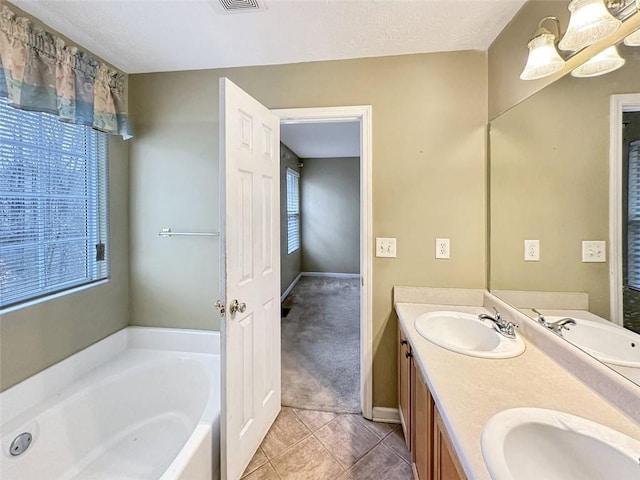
[241,407,414,480]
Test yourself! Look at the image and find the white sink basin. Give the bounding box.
[547,316,640,368]
[413,311,525,359]
[482,408,640,480]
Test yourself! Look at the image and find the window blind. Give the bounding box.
[286,168,300,254]
[629,140,640,290]
[0,97,109,308]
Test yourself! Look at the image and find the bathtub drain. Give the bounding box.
[9,432,32,456]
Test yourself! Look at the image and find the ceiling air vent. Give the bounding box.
[215,0,264,13]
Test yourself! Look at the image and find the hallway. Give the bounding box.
[281,276,360,413]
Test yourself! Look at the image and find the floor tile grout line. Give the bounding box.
[269,459,285,480]
[362,417,399,440]
[310,430,350,473]
[346,436,413,477]
[283,410,377,471]
[357,417,399,441]
[290,406,337,433]
[336,427,386,472]
[240,446,269,478]
[265,430,313,462]
[377,440,412,465]
[311,415,389,473]
[256,408,412,479]
[380,429,413,466]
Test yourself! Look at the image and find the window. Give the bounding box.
[0,97,109,309]
[286,167,300,254]
[629,140,640,290]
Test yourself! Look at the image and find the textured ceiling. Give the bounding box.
[9,0,527,74]
[281,121,360,158]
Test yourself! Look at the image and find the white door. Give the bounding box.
[219,78,281,480]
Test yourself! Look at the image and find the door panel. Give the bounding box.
[220,78,281,480]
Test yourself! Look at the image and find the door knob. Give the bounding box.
[229,299,246,314]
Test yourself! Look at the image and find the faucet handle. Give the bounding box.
[492,307,501,320]
[503,320,518,337]
[532,308,547,326]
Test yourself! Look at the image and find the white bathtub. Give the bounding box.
[0,327,220,479]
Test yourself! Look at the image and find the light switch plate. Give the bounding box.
[582,240,606,262]
[376,237,396,258]
[524,240,540,261]
[435,238,450,259]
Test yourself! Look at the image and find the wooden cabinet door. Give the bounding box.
[398,324,412,450]
[397,322,466,480]
[433,407,467,480]
[413,361,433,480]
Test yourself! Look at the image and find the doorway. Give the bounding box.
[621,109,640,334]
[275,106,373,419]
[279,121,361,413]
[609,94,640,331]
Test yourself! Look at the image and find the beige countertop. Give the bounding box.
[395,302,640,480]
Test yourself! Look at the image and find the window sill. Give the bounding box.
[1,279,110,315]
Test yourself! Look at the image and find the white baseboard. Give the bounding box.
[281,271,360,302]
[281,273,303,302]
[302,272,360,279]
[371,407,401,424]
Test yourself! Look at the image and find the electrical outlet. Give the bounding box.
[435,238,450,259]
[524,240,540,261]
[376,237,396,258]
[582,240,606,262]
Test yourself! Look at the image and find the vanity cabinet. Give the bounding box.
[398,323,467,480]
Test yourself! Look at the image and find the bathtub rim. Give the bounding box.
[0,326,220,427]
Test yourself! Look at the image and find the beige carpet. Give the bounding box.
[281,276,360,413]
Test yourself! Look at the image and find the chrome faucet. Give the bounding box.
[478,307,518,339]
[546,317,576,337]
[531,308,548,327]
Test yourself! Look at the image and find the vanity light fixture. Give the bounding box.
[628,0,640,45]
[571,44,626,76]
[558,0,622,51]
[520,17,566,80]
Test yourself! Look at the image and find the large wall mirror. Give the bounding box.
[489,41,640,386]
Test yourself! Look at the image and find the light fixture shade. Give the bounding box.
[520,32,566,80]
[624,28,640,46]
[558,0,622,51]
[571,45,626,77]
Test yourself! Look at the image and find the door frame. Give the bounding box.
[273,105,373,419]
[609,93,640,325]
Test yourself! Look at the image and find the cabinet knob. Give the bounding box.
[405,350,413,358]
[400,339,408,346]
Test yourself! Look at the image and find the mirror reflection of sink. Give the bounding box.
[546,316,640,368]
[482,408,640,480]
[413,311,525,359]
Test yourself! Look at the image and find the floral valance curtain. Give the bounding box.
[0,5,132,139]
